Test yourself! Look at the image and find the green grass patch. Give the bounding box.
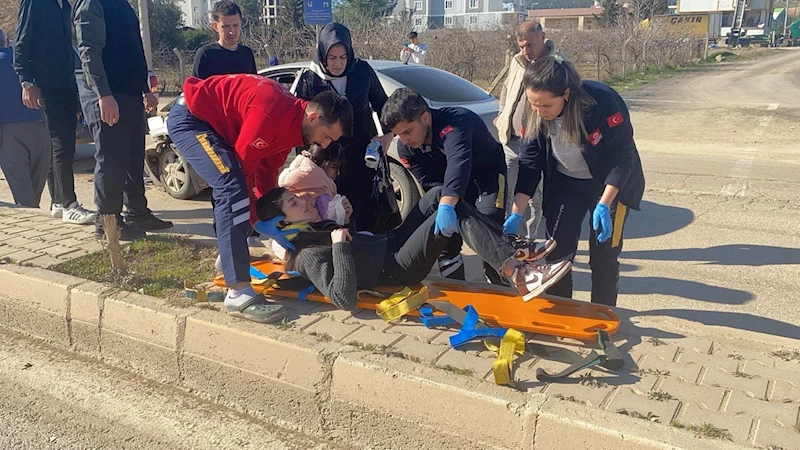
[441,365,474,376]
[51,235,217,299]
[607,65,692,92]
[671,421,733,441]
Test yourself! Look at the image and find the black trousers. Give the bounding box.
[438,170,508,285]
[543,171,631,306]
[40,83,78,206]
[79,87,150,218]
[379,186,514,286]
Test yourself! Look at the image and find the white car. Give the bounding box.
[147,60,500,218]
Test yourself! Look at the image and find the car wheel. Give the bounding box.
[389,160,421,219]
[159,144,198,200]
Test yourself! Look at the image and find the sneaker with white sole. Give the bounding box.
[50,203,63,219]
[62,202,97,225]
[511,260,572,302]
[507,235,557,263]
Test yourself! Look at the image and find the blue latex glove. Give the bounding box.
[434,204,458,237]
[503,213,523,236]
[592,203,613,243]
[254,216,297,251]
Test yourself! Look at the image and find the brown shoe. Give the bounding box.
[507,235,557,263]
[511,260,572,301]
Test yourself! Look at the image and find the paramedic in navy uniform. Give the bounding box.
[506,55,645,306]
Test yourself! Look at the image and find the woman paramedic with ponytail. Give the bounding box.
[503,55,645,306]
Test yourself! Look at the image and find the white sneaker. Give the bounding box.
[61,202,97,225]
[50,203,63,219]
[511,260,572,302]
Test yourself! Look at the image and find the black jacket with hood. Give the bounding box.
[294,22,391,232]
[295,23,388,153]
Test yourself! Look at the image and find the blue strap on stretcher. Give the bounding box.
[420,306,457,327]
[250,265,268,279]
[449,305,507,348]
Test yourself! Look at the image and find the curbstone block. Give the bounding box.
[330,353,532,450]
[100,291,190,382]
[0,264,84,345]
[183,310,327,390]
[69,281,109,356]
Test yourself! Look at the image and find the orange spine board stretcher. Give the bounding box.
[214,260,620,340]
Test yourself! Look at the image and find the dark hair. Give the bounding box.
[522,56,595,146]
[308,91,353,138]
[407,31,418,39]
[516,21,543,40]
[308,143,344,177]
[256,187,287,223]
[380,88,429,130]
[257,186,344,270]
[211,0,242,21]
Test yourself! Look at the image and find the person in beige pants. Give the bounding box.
[495,21,560,238]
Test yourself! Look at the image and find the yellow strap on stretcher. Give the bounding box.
[376,286,429,322]
[489,328,526,385]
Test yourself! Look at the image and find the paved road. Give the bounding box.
[0,49,797,340]
[0,328,351,450]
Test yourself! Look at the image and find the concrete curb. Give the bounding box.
[0,263,765,449]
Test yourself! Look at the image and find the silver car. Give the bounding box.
[148,60,499,218]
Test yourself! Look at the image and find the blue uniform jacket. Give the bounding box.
[397,107,505,200]
[516,80,645,210]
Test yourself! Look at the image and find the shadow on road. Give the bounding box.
[634,309,800,340]
[572,269,753,305]
[624,244,800,267]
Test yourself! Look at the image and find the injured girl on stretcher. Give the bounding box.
[255,185,571,311]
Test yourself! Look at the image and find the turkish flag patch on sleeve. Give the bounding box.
[439,125,454,139]
[607,112,624,128]
[399,157,411,169]
[589,129,603,146]
[252,138,268,149]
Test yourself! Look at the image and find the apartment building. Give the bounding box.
[395,0,526,31]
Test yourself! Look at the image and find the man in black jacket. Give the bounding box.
[73,0,172,240]
[191,0,257,80]
[382,88,510,285]
[14,0,96,223]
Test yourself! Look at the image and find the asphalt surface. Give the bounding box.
[0,49,798,341]
[0,328,352,450]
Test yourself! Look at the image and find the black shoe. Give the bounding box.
[94,222,147,242]
[125,214,173,232]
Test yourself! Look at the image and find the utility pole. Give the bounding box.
[785,0,790,42]
[138,0,153,70]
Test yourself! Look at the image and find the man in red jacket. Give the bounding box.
[168,74,352,323]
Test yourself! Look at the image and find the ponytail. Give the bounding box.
[522,56,596,146]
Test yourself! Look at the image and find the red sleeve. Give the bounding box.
[235,108,295,224]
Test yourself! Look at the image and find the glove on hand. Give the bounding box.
[592,203,613,243]
[502,213,523,236]
[434,204,459,237]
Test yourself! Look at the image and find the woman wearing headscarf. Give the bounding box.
[294,22,396,233]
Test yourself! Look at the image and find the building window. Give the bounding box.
[414,1,423,11]
[444,16,453,26]
[469,14,478,24]
[414,17,424,26]
[193,6,198,11]
[445,0,453,8]
[469,0,478,9]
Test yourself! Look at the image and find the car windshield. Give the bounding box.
[379,66,492,103]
